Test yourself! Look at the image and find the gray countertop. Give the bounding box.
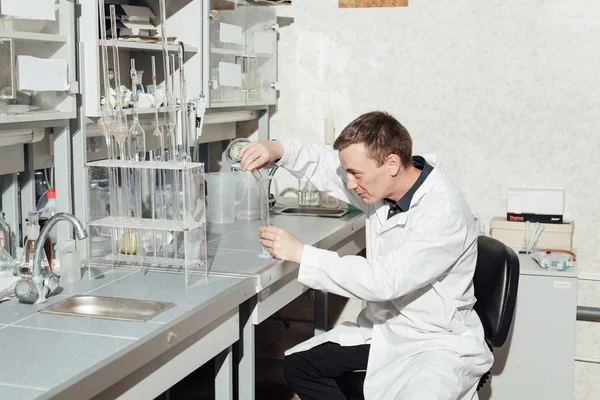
[207,208,366,289]
[0,271,255,400]
[0,206,366,399]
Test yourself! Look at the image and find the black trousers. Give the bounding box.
[282,342,370,400]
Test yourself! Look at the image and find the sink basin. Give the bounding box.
[277,207,349,218]
[39,295,176,322]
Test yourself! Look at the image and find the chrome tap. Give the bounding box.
[14,213,88,304]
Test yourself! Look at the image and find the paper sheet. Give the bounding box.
[1,0,55,21]
[253,31,274,55]
[218,62,242,88]
[121,5,156,21]
[219,22,244,45]
[17,56,68,92]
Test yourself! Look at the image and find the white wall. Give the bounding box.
[263,0,600,397]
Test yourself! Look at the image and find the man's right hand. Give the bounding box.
[238,140,284,172]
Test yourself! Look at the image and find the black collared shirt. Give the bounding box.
[385,156,433,220]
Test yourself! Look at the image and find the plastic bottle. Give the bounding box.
[56,239,81,284]
[37,188,57,245]
[38,187,56,219]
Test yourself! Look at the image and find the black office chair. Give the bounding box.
[336,236,520,399]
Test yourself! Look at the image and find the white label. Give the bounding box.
[218,62,242,88]
[253,31,273,55]
[553,281,571,291]
[17,56,68,91]
[219,22,244,45]
[1,0,55,21]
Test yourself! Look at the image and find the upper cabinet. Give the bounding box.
[207,0,278,108]
[80,0,201,119]
[80,0,279,120]
[0,0,77,125]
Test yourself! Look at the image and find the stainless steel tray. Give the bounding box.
[276,207,349,218]
[40,295,176,322]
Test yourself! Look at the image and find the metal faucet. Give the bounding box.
[14,212,88,304]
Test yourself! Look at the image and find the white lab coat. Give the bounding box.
[277,140,493,400]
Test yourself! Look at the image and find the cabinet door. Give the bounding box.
[245,7,277,106]
[208,1,247,107]
[0,0,77,124]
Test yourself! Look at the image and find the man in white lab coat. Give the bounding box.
[239,111,493,399]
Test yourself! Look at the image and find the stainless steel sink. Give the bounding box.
[277,207,349,218]
[39,295,175,322]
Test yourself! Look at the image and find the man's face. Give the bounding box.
[338,143,395,204]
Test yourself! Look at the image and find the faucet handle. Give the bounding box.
[14,279,39,304]
[42,268,60,294]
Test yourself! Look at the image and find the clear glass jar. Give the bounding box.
[298,178,320,207]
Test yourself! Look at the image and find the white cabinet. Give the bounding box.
[80,0,201,119]
[479,255,577,400]
[207,0,278,108]
[80,0,278,119]
[0,0,77,125]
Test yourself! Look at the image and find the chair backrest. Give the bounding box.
[473,236,520,348]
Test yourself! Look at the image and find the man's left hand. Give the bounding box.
[259,226,304,263]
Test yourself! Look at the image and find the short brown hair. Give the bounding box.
[333,111,413,168]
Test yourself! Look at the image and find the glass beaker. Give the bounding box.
[298,178,320,207]
[205,172,243,224]
[237,172,279,221]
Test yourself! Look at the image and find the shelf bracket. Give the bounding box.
[68,81,80,95]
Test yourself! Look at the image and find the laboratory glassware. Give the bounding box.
[129,60,146,162]
[151,56,164,162]
[298,178,320,207]
[205,172,242,224]
[86,161,207,286]
[177,42,190,162]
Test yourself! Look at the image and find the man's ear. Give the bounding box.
[386,154,401,176]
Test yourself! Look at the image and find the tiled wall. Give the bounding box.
[248,0,600,397]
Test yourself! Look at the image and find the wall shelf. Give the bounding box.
[0,30,68,43]
[87,107,167,119]
[101,39,198,53]
[0,111,75,125]
[210,47,245,56]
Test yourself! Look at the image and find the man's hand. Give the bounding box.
[239,140,284,172]
[259,226,304,263]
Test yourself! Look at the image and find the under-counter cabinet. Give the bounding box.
[479,255,577,400]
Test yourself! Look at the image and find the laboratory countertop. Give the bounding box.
[0,270,256,400]
[207,207,366,289]
[0,206,366,400]
[516,253,578,279]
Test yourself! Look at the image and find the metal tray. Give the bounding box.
[40,295,175,322]
[276,207,349,218]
